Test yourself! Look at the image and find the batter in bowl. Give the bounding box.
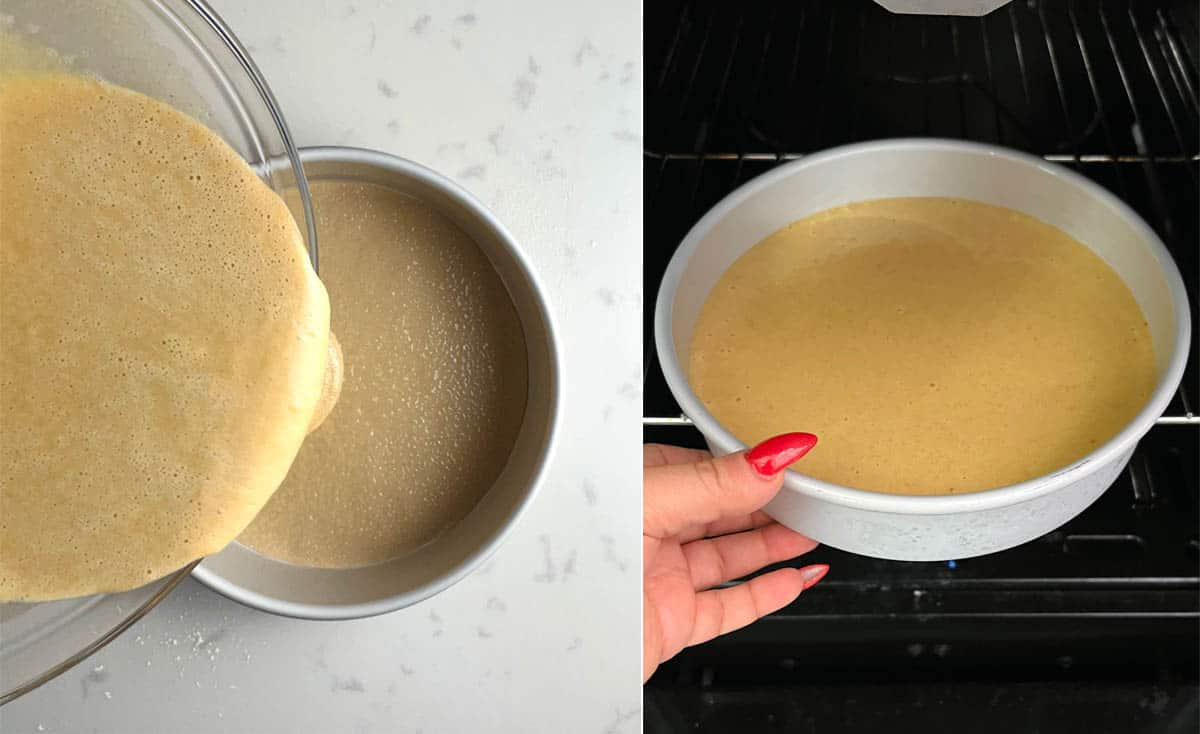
[689,198,1156,496]
[239,180,529,568]
[0,72,331,600]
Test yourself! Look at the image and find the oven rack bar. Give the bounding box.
[643,414,1199,427]
[643,151,1200,164]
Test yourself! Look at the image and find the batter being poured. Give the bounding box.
[0,72,332,600]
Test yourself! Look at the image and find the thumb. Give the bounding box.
[643,432,818,539]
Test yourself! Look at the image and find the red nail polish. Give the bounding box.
[798,563,829,591]
[745,432,818,477]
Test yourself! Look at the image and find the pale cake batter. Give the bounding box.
[0,72,331,600]
[239,180,528,568]
[689,198,1156,495]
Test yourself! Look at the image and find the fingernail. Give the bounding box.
[798,563,829,591]
[745,432,818,477]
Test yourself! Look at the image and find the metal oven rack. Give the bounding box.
[644,1,1198,730]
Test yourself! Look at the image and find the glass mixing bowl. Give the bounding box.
[0,0,316,704]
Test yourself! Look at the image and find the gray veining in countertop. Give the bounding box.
[0,1,642,731]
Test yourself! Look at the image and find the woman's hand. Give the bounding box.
[642,432,828,682]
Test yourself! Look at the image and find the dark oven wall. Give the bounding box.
[643,1,1199,732]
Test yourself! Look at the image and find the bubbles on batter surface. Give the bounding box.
[240,180,529,568]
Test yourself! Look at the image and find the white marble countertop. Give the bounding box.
[2,1,641,731]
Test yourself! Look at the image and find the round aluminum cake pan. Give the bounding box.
[654,138,1190,561]
[193,146,561,619]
